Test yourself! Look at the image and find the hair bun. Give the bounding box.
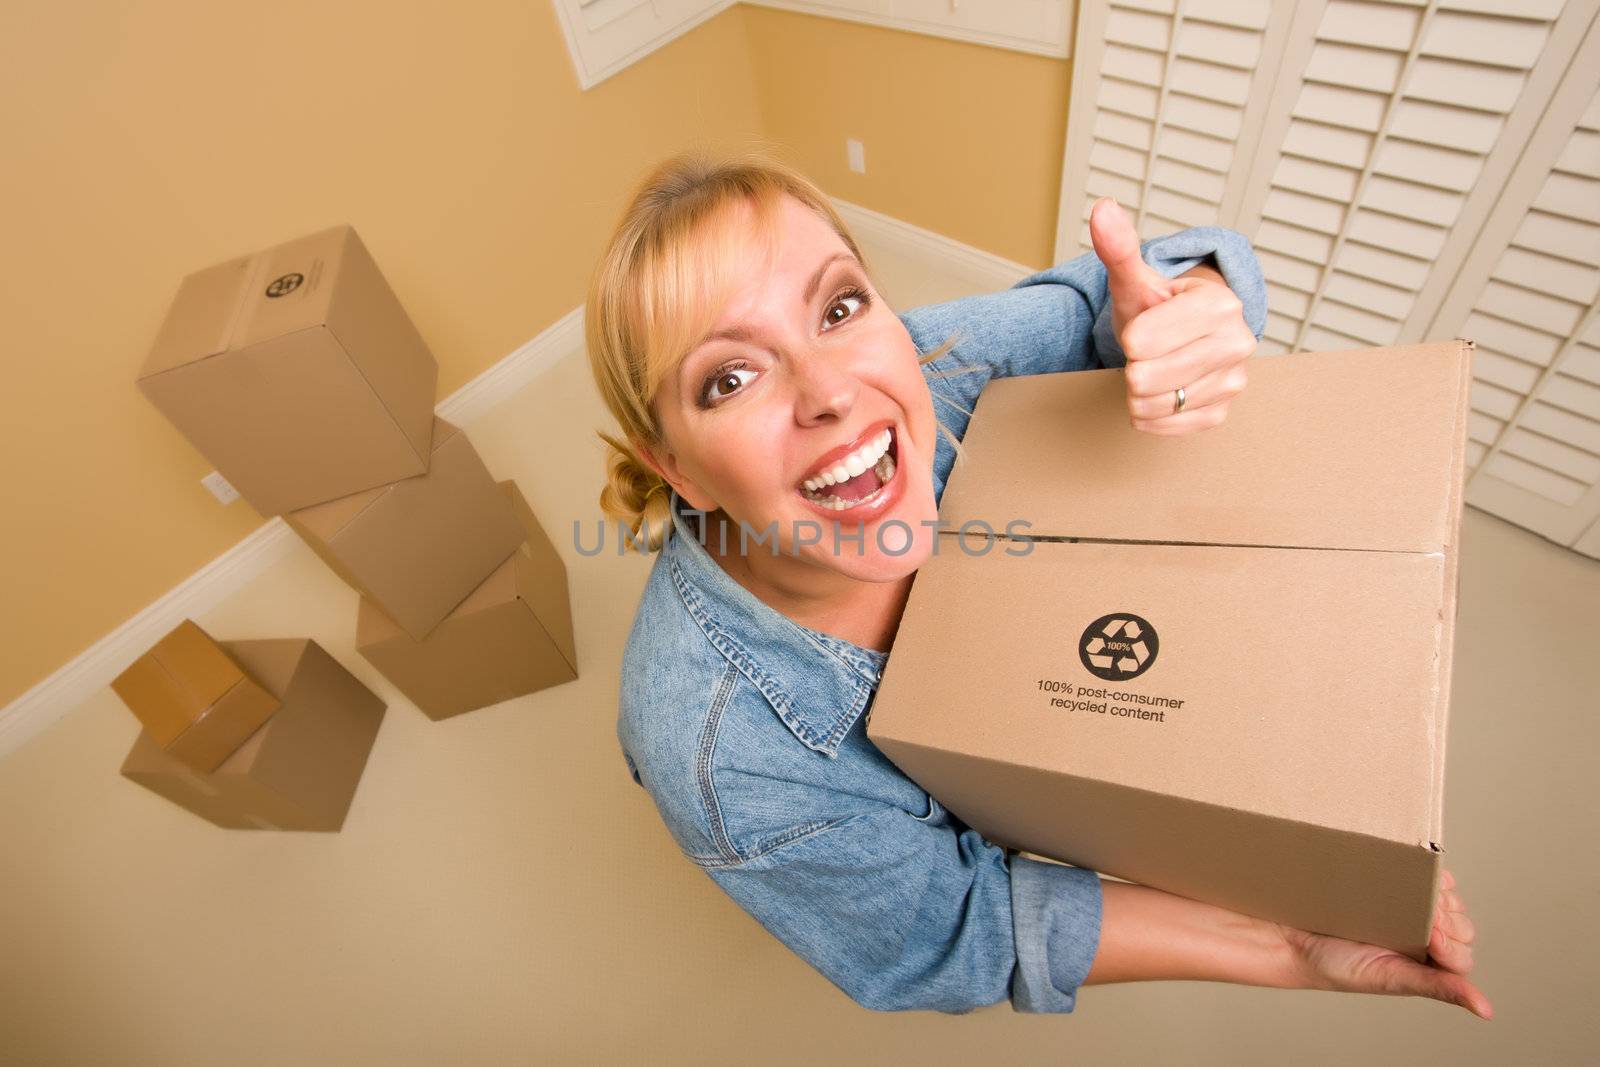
[597,431,674,553]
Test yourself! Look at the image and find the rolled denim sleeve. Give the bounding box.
[1016,225,1268,371]
[699,805,1103,1014]
[903,226,1268,420]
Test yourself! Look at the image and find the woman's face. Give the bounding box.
[644,193,941,582]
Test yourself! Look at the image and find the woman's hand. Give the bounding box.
[1089,197,1257,436]
[1276,868,1493,1020]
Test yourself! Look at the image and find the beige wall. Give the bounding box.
[0,2,1072,709]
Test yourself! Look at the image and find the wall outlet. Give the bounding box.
[847,138,866,175]
[201,470,239,505]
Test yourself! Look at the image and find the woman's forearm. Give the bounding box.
[1084,879,1304,989]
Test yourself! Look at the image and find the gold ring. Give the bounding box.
[1174,386,1186,414]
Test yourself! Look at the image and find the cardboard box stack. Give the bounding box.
[135,224,578,742]
[867,339,1472,960]
[120,634,386,831]
[285,417,524,641]
[357,481,578,720]
[136,225,438,516]
[111,619,281,772]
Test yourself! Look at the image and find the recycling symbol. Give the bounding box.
[265,272,304,299]
[1078,612,1159,681]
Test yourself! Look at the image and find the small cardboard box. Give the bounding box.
[110,619,280,772]
[285,417,523,640]
[356,480,577,719]
[137,224,438,516]
[121,638,386,831]
[867,340,1472,960]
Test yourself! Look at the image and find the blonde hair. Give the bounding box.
[586,145,976,552]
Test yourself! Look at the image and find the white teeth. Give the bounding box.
[799,435,898,508]
[801,427,895,493]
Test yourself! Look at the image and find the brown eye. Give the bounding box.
[700,359,755,407]
[825,287,870,330]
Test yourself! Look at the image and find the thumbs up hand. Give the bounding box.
[1090,198,1257,436]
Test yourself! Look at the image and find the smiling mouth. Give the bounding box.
[796,426,899,511]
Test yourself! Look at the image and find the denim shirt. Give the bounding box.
[616,227,1269,1014]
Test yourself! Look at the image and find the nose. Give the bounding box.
[791,349,859,427]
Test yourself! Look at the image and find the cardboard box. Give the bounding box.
[867,339,1472,960]
[356,480,577,719]
[137,224,438,515]
[110,619,280,772]
[121,638,386,831]
[285,417,523,640]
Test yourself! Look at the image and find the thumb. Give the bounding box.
[1090,198,1173,321]
[1391,959,1495,1020]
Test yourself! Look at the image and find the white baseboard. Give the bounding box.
[0,201,1002,762]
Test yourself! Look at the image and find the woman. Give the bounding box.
[587,149,1489,1019]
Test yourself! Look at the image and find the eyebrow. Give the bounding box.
[688,251,859,354]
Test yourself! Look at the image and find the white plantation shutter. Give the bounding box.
[1057,0,1600,557]
[1424,20,1600,547]
[1061,0,1297,253]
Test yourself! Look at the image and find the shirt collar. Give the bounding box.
[662,490,886,759]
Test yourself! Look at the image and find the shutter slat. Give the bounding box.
[1282,120,1374,170]
[1099,76,1162,119]
[1478,280,1585,340]
[1389,99,1505,154]
[1472,347,1543,395]
[1514,211,1600,269]
[1177,19,1261,69]
[1266,281,1312,319]
[1168,56,1254,106]
[1313,298,1401,345]
[1104,43,1167,86]
[1317,0,1421,53]
[1255,248,1324,292]
[1302,41,1402,95]
[1471,377,1522,421]
[1555,128,1600,180]
[1181,0,1271,32]
[1337,241,1431,290]
[1151,156,1229,203]
[1163,92,1245,140]
[1293,84,1387,133]
[1563,344,1600,385]
[1095,110,1156,151]
[1491,247,1600,307]
[1483,452,1586,506]
[1263,186,1347,235]
[1532,171,1600,226]
[1346,208,1446,260]
[1323,271,1415,320]
[1256,218,1336,264]
[1422,10,1550,69]
[1501,427,1600,484]
[1520,401,1600,456]
[1156,125,1234,172]
[1406,55,1528,114]
[1372,139,1482,194]
[1362,174,1464,228]
[1145,185,1222,228]
[1467,409,1504,447]
[1542,371,1600,421]
[1464,312,1563,366]
[1106,6,1172,51]
[1273,156,1360,202]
